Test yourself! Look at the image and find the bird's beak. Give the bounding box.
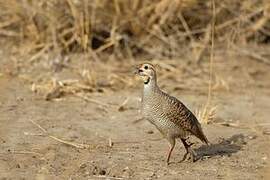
[133,66,142,75]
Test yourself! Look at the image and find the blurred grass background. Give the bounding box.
[0,0,269,108]
[0,0,269,63]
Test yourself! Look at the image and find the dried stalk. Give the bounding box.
[29,120,89,149]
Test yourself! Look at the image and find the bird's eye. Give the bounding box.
[144,65,148,70]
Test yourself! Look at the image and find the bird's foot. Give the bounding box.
[188,148,197,162]
[179,148,197,163]
[179,152,189,163]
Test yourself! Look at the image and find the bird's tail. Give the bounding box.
[195,126,210,145]
[201,133,210,145]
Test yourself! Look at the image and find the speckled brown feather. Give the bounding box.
[161,91,209,144]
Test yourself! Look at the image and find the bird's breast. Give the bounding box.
[142,96,188,138]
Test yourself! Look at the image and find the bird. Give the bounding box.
[135,63,209,165]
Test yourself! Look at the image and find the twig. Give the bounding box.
[30,119,47,133]
[48,135,89,149]
[24,132,44,136]
[132,117,144,124]
[255,123,270,126]
[200,0,216,124]
[29,44,51,62]
[118,97,129,111]
[177,11,195,43]
[152,60,177,72]
[1,150,43,156]
[0,29,20,37]
[95,40,116,53]
[195,25,211,64]
[217,122,248,129]
[208,0,216,107]
[29,120,89,149]
[263,131,270,135]
[108,138,113,147]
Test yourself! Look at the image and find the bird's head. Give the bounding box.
[134,63,156,85]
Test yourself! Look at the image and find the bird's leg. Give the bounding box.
[166,138,175,165]
[180,138,196,162]
[179,151,189,162]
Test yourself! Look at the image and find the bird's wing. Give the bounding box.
[163,94,209,144]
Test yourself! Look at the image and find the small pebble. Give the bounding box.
[247,135,257,140]
[99,169,106,175]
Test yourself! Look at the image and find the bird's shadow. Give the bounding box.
[194,134,248,160]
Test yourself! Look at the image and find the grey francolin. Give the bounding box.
[135,63,209,164]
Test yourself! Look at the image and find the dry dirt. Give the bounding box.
[0,55,270,180]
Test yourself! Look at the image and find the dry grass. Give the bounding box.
[195,105,217,124]
[28,119,90,149]
[0,0,269,62]
[196,0,216,124]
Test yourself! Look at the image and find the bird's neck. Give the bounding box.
[143,76,159,96]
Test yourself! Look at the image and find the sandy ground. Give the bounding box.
[0,56,270,179]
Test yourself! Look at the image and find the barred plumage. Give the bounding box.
[136,63,209,164]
